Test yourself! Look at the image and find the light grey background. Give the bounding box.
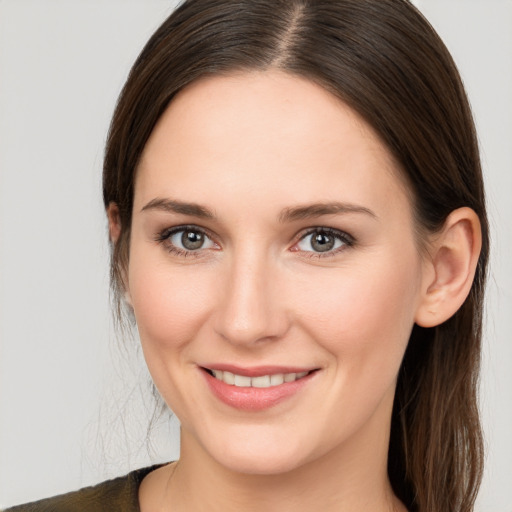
[0,1,511,509]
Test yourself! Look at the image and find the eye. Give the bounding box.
[295,228,353,255]
[156,226,218,255]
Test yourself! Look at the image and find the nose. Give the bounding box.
[213,250,290,347]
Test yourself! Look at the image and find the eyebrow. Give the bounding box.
[278,202,377,223]
[141,197,376,222]
[141,198,215,219]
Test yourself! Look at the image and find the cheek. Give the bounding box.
[128,249,216,357]
[292,251,422,379]
[127,253,218,414]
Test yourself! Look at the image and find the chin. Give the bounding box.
[202,428,314,476]
[219,450,308,476]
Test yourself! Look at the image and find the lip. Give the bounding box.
[203,364,315,377]
[199,365,318,411]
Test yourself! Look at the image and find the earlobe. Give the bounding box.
[415,207,482,328]
[124,290,133,307]
[107,202,122,243]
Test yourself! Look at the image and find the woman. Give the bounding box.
[5,0,488,511]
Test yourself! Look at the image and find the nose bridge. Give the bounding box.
[214,243,287,346]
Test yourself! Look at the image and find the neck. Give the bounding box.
[169,443,400,512]
[146,396,405,512]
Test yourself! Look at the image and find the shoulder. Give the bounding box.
[2,464,168,512]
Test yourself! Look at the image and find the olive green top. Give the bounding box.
[3,464,166,512]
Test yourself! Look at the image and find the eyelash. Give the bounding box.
[154,225,217,258]
[154,225,355,259]
[295,227,355,259]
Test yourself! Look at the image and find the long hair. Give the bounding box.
[103,1,489,510]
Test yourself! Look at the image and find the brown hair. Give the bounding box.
[103,1,488,510]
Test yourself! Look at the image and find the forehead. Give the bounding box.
[135,70,411,220]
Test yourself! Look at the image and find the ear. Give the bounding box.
[107,202,122,243]
[415,207,482,328]
[106,202,132,305]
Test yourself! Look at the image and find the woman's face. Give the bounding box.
[127,71,429,474]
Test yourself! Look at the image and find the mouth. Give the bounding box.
[200,365,319,411]
[203,368,313,388]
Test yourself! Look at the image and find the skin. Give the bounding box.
[108,71,481,512]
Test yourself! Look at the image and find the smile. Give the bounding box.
[201,366,318,411]
[207,369,310,388]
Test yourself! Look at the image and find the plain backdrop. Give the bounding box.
[0,1,511,509]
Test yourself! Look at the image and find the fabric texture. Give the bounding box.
[3,464,166,512]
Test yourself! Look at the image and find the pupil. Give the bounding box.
[182,230,204,250]
[312,232,334,252]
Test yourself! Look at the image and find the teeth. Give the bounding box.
[252,375,271,388]
[234,374,252,387]
[209,369,310,388]
[223,371,235,385]
[270,374,284,386]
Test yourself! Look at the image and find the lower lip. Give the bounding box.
[201,369,316,411]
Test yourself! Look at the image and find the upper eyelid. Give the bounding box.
[295,226,354,242]
[156,224,354,251]
[158,224,215,240]
[155,225,218,257]
[157,224,351,237]
[292,228,355,260]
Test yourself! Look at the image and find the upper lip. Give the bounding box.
[200,364,318,377]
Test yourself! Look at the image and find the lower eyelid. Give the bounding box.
[156,226,220,254]
[170,230,216,249]
[295,229,354,249]
[155,226,353,258]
